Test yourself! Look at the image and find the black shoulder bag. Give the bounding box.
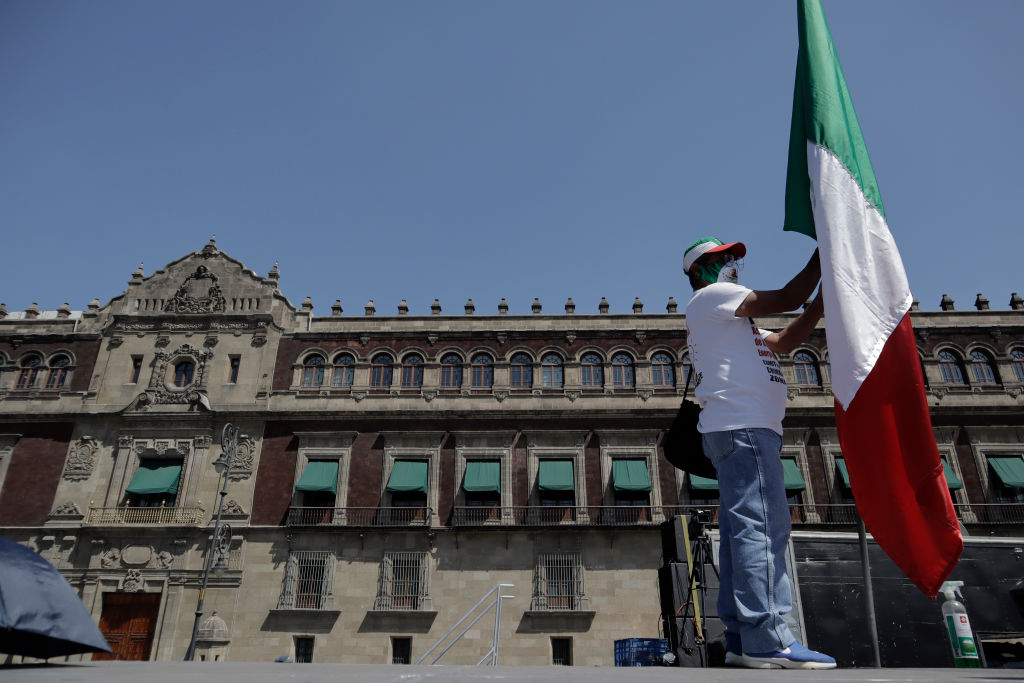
[662,367,716,479]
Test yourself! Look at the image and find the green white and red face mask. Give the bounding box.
[697,255,740,284]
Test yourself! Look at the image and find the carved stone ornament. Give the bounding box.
[494,390,508,403]
[360,334,372,346]
[566,390,580,403]
[932,387,948,400]
[51,501,83,517]
[154,550,174,569]
[426,334,438,346]
[352,391,366,402]
[251,333,267,347]
[423,390,437,403]
[63,437,99,481]
[118,434,135,449]
[634,331,647,344]
[122,569,143,593]
[787,388,799,401]
[496,332,508,345]
[222,499,247,516]
[565,332,576,345]
[1008,387,1022,399]
[227,435,256,480]
[101,548,121,568]
[132,344,214,408]
[164,265,226,314]
[637,389,653,402]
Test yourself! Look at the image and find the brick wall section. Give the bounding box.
[438,433,455,523]
[512,433,528,505]
[955,427,983,501]
[0,423,73,525]
[657,436,679,506]
[250,426,298,526]
[346,433,383,508]
[583,432,602,507]
[805,431,827,504]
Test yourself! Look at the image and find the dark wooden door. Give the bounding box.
[93,592,160,661]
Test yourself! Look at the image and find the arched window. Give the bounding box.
[16,355,42,389]
[401,354,424,388]
[541,353,563,388]
[470,354,493,388]
[301,354,326,388]
[45,355,71,390]
[1012,349,1024,383]
[173,360,196,387]
[651,352,675,387]
[331,354,355,387]
[370,353,394,389]
[509,353,533,388]
[611,353,635,388]
[682,354,693,387]
[938,350,966,385]
[969,350,998,385]
[793,351,820,386]
[580,353,603,388]
[440,353,463,389]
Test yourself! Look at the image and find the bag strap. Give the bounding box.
[682,359,693,401]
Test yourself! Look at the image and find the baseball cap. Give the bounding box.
[682,237,747,273]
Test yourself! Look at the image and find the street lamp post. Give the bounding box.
[185,423,238,661]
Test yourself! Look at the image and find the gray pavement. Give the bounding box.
[2,662,1022,683]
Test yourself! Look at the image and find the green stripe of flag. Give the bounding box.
[784,0,885,239]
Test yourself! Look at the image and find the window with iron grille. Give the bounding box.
[375,551,429,611]
[551,637,573,666]
[294,636,314,663]
[392,636,412,664]
[278,551,333,610]
[532,551,584,611]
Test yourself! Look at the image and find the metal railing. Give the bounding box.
[531,550,587,612]
[286,506,433,527]
[373,551,430,611]
[87,505,204,526]
[954,502,1024,525]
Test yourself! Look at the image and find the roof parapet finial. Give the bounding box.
[268,261,280,280]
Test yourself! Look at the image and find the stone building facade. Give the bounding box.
[1,239,1022,665]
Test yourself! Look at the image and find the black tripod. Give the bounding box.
[675,511,719,666]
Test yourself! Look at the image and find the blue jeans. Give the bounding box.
[703,428,795,653]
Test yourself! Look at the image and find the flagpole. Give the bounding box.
[856,513,882,667]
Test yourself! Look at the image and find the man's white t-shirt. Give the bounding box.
[686,282,788,436]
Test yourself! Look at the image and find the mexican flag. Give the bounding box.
[783,0,962,597]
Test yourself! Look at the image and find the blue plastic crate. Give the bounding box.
[614,637,669,666]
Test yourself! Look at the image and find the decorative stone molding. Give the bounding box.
[118,434,135,449]
[566,391,580,403]
[637,389,653,402]
[227,435,256,480]
[360,334,372,346]
[496,332,508,345]
[107,336,124,349]
[634,331,647,344]
[1007,387,1022,399]
[352,391,366,402]
[222,499,247,516]
[565,332,576,345]
[251,332,267,347]
[122,569,143,592]
[195,435,213,449]
[51,501,83,517]
[427,334,438,346]
[787,388,799,401]
[154,550,174,569]
[932,387,948,400]
[63,436,99,481]
[423,390,437,403]
[101,548,121,568]
[155,335,170,347]
[164,265,226,314]
[494,390,508,403]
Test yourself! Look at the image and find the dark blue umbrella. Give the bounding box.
[0,536,111,659]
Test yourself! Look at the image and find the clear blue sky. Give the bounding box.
[2,1,1021,316]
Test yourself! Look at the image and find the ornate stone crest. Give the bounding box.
[224,435,255,480]
[164,265,226,314]
[222,499,247,516]
[63,436,99,481]
[131,343,215,408]
[122,569,143,592]
[101,548,121,568]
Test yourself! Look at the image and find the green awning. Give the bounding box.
[941,458,963,490]
[295,460,338,493]
[125,460,181,495]
[386,460,429,493]
[783,459,806,491]
[989,456,1024,489]
[613,459,652,492]
[463,461,500,492]
[689,473,719,491]
[538,460,574,491]
[835,458,851,489]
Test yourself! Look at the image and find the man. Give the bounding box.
[683,236,835,670]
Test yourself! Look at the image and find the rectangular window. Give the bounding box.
[392,636,412,664]
[129,356,143,383]
[532,551,584,611]
[375,551,429,611]
[228,356,240,383]
[278,551,333,610]
[294,636,314,663]
[552,637,573,666]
